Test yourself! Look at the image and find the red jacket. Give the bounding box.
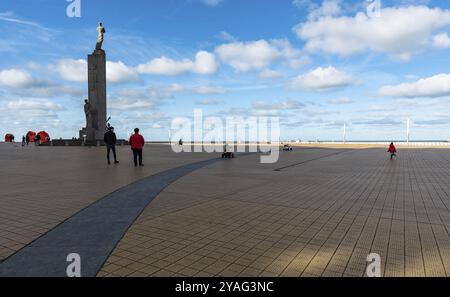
[388,144,397,153]
[129,133,145,150]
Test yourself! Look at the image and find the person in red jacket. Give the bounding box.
[129,128,145,167]
[388,142,397,160]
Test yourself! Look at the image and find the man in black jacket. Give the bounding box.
[104,127,119,165]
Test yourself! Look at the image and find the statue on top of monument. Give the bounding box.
[95,22,106,51]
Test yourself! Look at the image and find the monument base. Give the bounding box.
[39,139,128,147]
[79,128,105,142]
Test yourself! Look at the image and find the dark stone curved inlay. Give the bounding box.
[0,157,222,277]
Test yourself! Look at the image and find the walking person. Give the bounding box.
[21,136,26,147]
[388,142,397,160]
[104,127,119,165]
[129,128,145,167]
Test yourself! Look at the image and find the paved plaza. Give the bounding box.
[1,143,450,277]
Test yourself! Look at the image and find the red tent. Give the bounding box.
[37,131,50,143]
[4,134,14,142]
[26,131,36,143]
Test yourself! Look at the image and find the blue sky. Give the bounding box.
[1,0,450,141]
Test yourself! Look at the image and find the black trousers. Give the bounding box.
[107,145,117,162]
[132,149,143,166]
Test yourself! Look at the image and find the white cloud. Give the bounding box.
[109,84,226,113]
[271,39,310,69]
[106,61,139,83]
[14,85,84,99]
[307,0,342,21]
[219,31,237,42]
[57,52,218,84]
[194,86,226,94]
[0,67,83,98]
[302,109,337,117]
[112,87,171,101]
[379,73,450,98]
[109,99,157,110]
[253,99,305,110]
[195,99,224,105]
[352,117,403,126]
[0,68,35,87]
[405,74,420,80]
[108,87,172,111]
[259,69,283,79]
[432,33,450,48]
[202,0,223,6]
[252,110,281,117]
[55,59,139,84]
[192,51,219,74]
[137,51,218,75]
[215,40,278,72]
[291,66,353,91]
[295,5,450,59]
[137,57,191,75]
[55,59,86,82]
[328,97,353,104]
[152,123,163,129]
[6,99,64,111]
[165,84,226,95]
[292,0,315,9]
[132,112,170,123]
[215,39,305,72]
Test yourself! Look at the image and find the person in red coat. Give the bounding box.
[129,128,145,167]
[388,142,397,160]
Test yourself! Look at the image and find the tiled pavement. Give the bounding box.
[2,143,450,277]
[99,148,450,277]
[0,143,213,261]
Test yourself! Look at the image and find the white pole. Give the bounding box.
[343,123,347,144]
[407,118,410,144]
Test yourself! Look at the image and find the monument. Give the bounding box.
[80,22,108,141]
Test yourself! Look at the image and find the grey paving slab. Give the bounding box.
[0,144,215,261]
[100,148,450,277]
[0,157,222,277]
[3,144,450,277]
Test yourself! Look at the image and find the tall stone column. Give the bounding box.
[80,49,107,141]
[88,49,107,139]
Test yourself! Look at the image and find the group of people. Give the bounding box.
[21,134,43,146]
[103,127,145,167]
[15,126,399,164]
